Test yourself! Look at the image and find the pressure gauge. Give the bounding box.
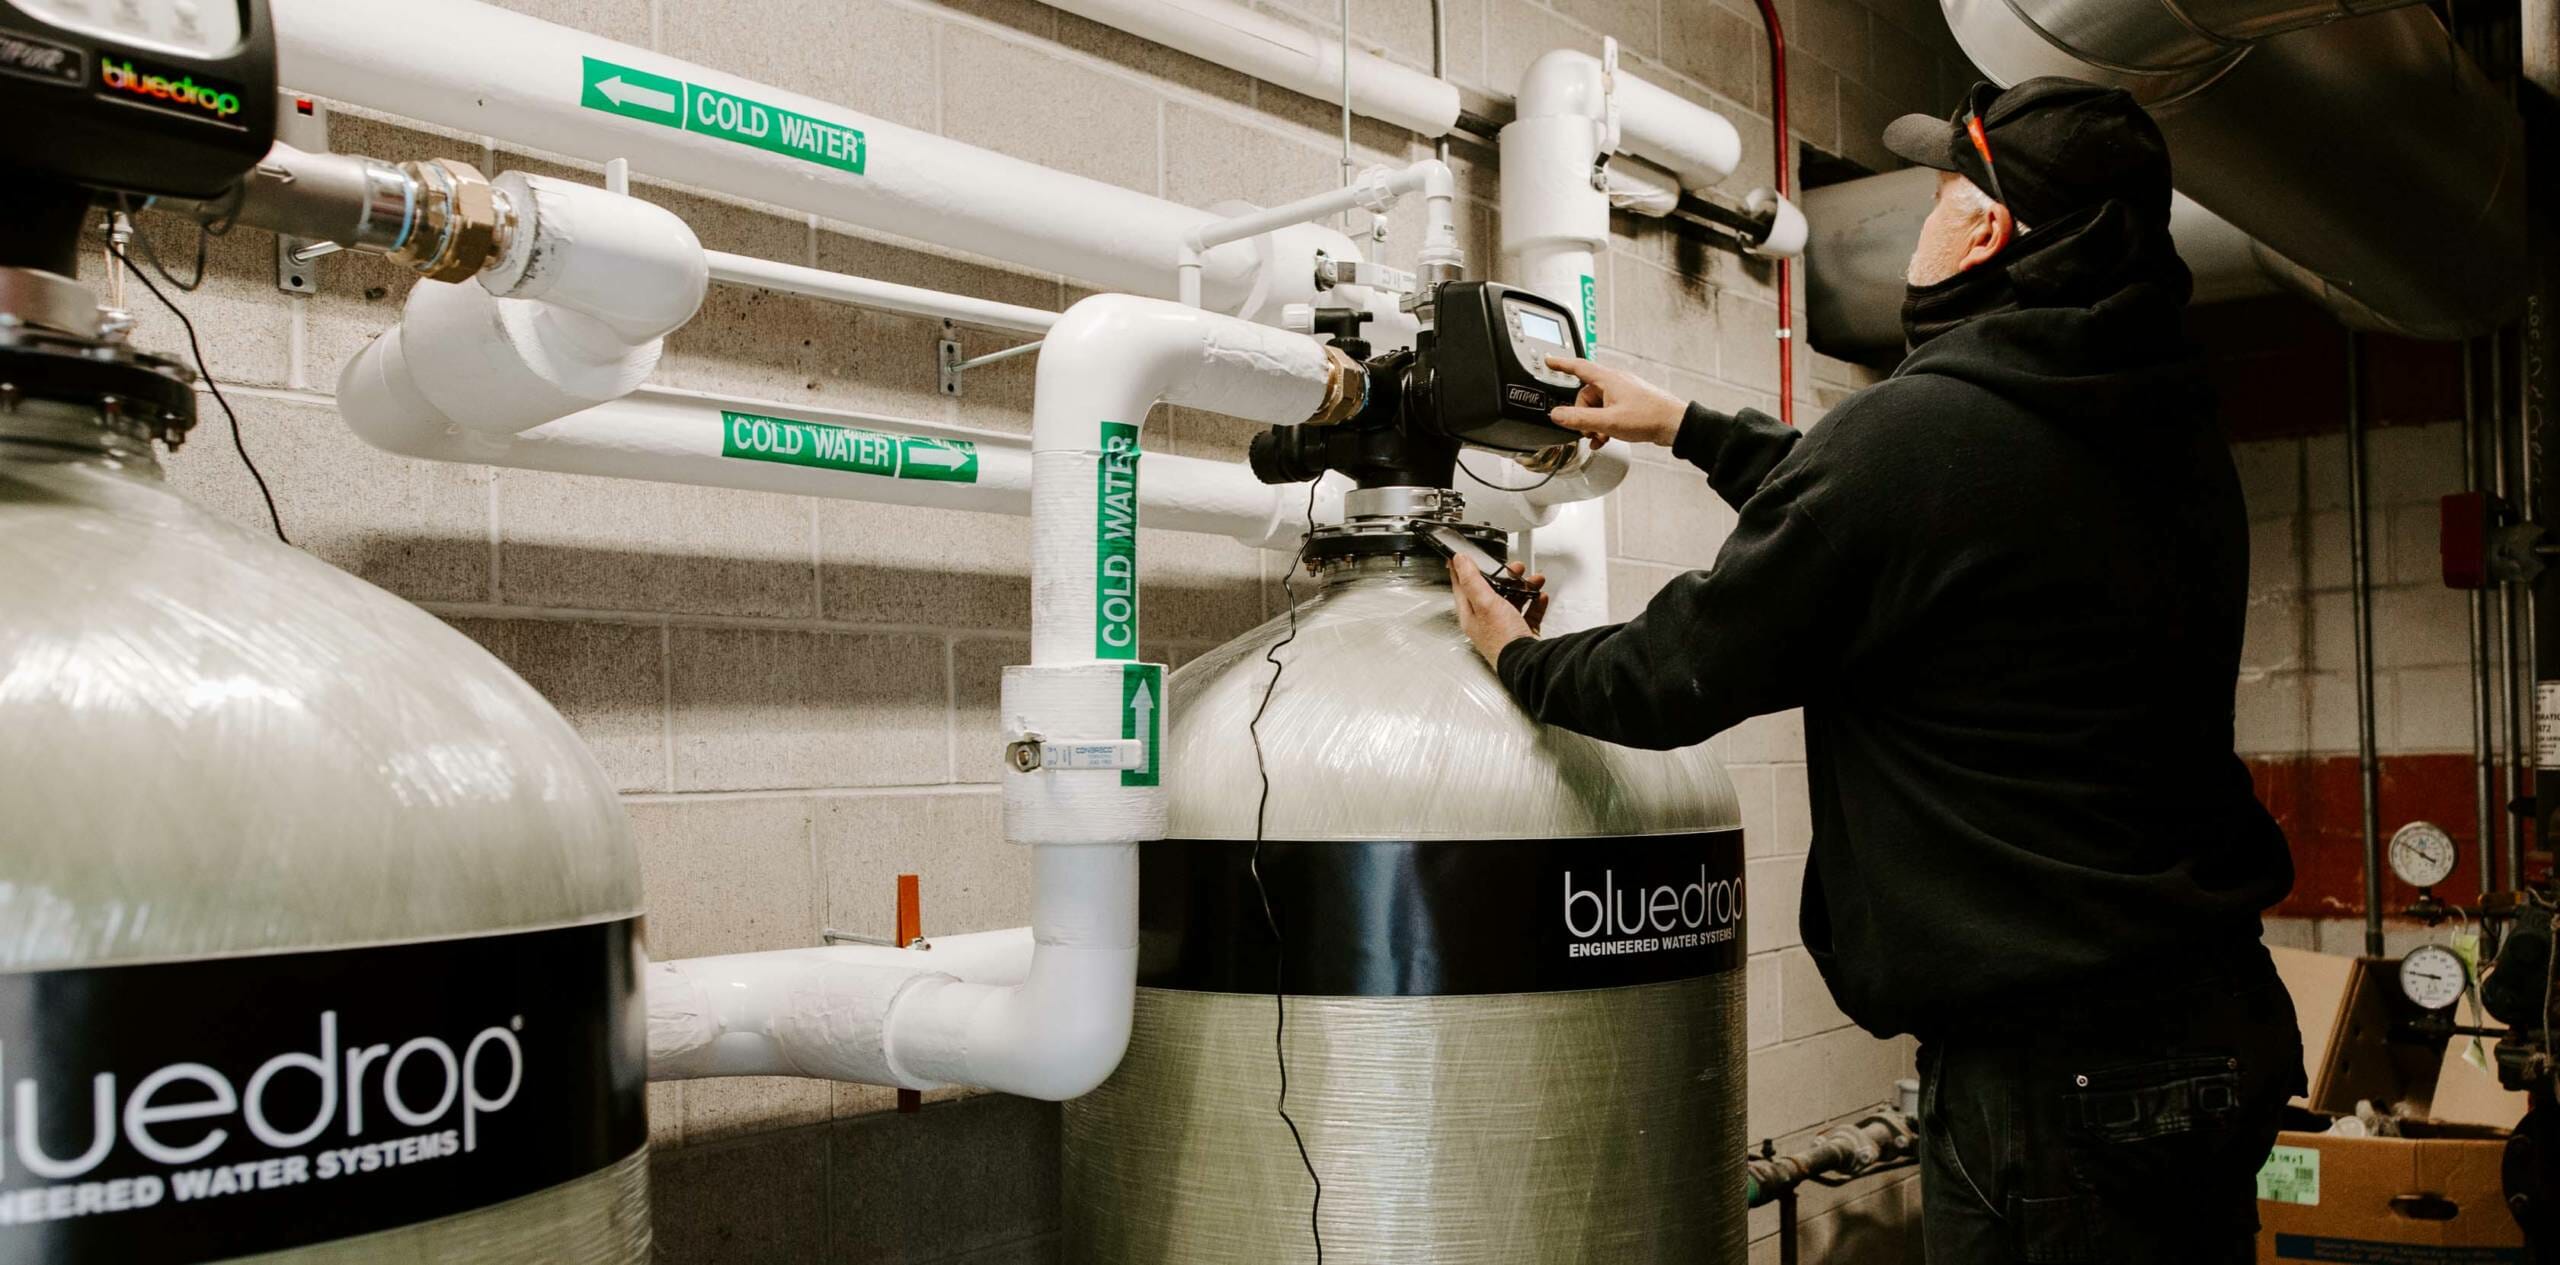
[2388,821,2458,889]
[2399,944,2467,1011]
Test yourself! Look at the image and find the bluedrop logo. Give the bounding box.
[99,58,242,121]
[0,1010,524,1226]
[1561,864,1742,960]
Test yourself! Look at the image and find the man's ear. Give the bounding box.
[1958,202,2014,273]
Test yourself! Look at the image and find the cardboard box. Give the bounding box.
[2256,948,2528,1263]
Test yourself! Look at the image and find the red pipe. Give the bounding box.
[1752,0,1795,426]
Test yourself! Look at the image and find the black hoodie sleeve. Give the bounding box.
[1496,434,1864,750]
[1672,403,1799,509]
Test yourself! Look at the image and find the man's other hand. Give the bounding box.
[1545,356,1687,450]
[1449,558,1549,667]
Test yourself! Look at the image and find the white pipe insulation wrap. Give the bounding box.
[1024,293,1333,665]
[1026,0,1461,135]
[338,173,706,439]
[1521,498,1613,636]
[646,929,1036,1084]
[270,0,1361,320]
[880,847,1139,1097]
[1514,50,1742,193]
[338,385,1375,550]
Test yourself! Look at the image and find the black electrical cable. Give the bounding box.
[117,194,222,294]
[1247,478,1325,1262]
[1454,455,1557,494]
[111,236,291,545]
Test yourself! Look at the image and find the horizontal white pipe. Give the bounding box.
[705,252,1059,335]
[339,384,1376,550]
[647,929,1036,1084]
[273,0,1361,321]
[1028,0,1460,135]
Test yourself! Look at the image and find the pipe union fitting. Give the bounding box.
[392,158,506,283]
[1303,344,1368,427]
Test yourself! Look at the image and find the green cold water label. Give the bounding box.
[719,411,977,482]
[1094,421,1139,660]
[2255,1145,2319,1206]
[580,56,865,174]
[1580,273,1599,352]
[1120,664,1160,788]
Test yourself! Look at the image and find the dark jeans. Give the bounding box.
[1917,949,2306,1264]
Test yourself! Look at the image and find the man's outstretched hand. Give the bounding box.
[1449,557,1549,667]
[1545,355,1687,450]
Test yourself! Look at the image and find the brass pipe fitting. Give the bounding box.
[390,158,507,283]
[1304,343,1368,427]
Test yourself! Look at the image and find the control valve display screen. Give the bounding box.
[1516,308,1567,348]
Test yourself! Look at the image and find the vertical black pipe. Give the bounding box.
[2471,341,2503,918]
[2350,333,2385,959]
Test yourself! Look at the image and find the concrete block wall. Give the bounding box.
[2231,415,2499,956]
[96,0,1983,1256]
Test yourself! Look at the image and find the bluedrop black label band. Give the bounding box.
[0,919,646,1263]
[1139,830,1744,996]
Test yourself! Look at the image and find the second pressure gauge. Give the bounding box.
[2388,821,2458,889]
[2399,944,2467,1011]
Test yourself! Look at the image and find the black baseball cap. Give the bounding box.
[1881,78,2173,229]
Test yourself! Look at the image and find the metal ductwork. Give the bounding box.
[1940,0,2526,340]
[1805,167,2398,362]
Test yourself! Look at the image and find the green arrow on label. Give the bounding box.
[720,411,977,483]
[580,57,681,125]
[1120,664,1161,788]
[580,55,865,175]
[900,437,978,482]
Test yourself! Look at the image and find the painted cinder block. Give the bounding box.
[668,626,950,791]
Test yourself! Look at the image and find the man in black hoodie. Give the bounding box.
[1450,80,2301,1262]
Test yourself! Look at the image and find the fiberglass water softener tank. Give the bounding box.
[1063,494,1747,1262]
[0,389,649,1258]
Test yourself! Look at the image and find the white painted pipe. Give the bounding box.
[1027,0,1460,135]
[1521,498,1612,636]
[340,384,1381,550]
[648,300,1343,1100]
[706,252,1059,335]
[1178,160,1460,307]
[338,173,706,439]
[271,0,1362,320]
[647,929,1035,1084]
[1514,49,1742,193]
[1021,294,1332,663]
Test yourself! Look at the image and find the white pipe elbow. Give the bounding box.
[339,175,710,449]
[482,172,709,341]
[885,936,1136,1100]
[1034,294,1332,454]
[1512,49,1742,193]
[1517,48,1607,120]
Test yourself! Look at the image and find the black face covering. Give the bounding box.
[1897,199,2192,354]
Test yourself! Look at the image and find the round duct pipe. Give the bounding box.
[1804,167,2395,363]
[1939,0,2524,340]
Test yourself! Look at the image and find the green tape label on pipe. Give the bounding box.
[1580,273,1600,353]
[719,410,977,482]
[1095,420,1140,660]
[1120,663,1161,788]
[580,56,866,175]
